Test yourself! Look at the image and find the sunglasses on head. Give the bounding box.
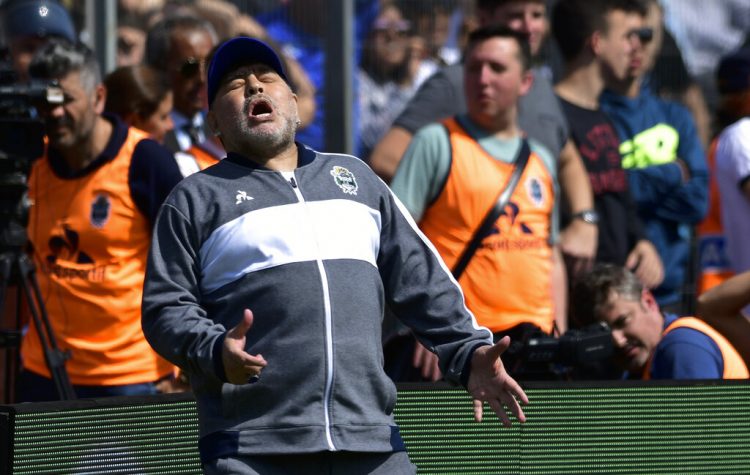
[176,57,208,78]
[628,27,654,43]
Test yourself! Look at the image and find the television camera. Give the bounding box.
[505,322,615,380]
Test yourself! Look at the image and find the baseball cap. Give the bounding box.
[717,46,750,95]
[2,0,76,43]
[207,36,288,107]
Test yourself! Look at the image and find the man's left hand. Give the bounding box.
[626,240,664,289]
[467,336,529,426]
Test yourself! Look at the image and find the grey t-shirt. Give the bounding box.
[393,63,569,160]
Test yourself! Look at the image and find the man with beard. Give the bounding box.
[141,37,529,474]
[18,40,183,401]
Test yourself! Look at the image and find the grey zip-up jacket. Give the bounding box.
[141,145,492,461]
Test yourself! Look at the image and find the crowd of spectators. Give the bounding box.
[0,0,749,407]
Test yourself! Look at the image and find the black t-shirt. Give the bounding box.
[558,97,645,265]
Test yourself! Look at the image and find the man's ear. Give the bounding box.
[641,288,659,312]
[590,30,603,55]
[519,69,534,96]
[93,83,107,114]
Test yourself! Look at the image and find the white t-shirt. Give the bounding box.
[716,117,750,277]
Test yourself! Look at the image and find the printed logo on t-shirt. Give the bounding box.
[620,123,679,169]
[43,224,107,281]
[235,190,254,205]
[90,193,111,229]
[330,166,358,195]
[483,201,541,251]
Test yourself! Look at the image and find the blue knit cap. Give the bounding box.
[207,36,289,108]
[2,0,76,43]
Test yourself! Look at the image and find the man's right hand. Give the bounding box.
[222,309,267,384]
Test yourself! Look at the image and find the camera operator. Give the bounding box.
[16,39,184,401]
[1,0,76,83]
[571,263,748,380]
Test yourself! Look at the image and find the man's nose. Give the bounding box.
[45,103,65,119]
[611,329,627,348]
[246,77,264,95]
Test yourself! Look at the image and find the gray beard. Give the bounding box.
[238,116,298,159]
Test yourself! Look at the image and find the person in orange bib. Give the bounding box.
[390,25,566,380]
[17,40,184,401]
[572,263,748,379]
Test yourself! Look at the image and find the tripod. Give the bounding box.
[0,249,76,402]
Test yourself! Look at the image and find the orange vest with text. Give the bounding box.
[644,317,749,379]
[419,118,555,334]
[23,128,174,385]
[697,138,734,293]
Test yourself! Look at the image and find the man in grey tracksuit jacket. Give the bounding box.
[142,37,527,473]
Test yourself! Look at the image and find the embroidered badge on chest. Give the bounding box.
[330,166,358,195]
[526,177,544,207]
[90,193,111,228]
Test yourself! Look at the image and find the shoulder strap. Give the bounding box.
[451,138,531,280]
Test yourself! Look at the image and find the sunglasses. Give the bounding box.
[628,27,654,44]
[176,57,208,78]
[372,18,411,34]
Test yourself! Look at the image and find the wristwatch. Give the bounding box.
[572,209,600,225]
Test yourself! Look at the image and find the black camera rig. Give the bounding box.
[521,322,614,367]
[0,57,74,401]
[505,322,615,380]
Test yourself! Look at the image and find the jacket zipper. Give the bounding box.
[286,172,337,451]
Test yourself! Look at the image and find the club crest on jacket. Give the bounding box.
[330,166,358,195]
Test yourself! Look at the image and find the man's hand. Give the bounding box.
[467,337,529,426]
[412,341,442,381]
[560,219,597,278]
[222,309,267,384]
[626,240,664,289]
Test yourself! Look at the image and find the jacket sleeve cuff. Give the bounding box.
[459,342,491,388]
[212,333,228,382]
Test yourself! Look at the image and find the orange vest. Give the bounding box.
[23,128,173,385]
[697,138,733,293]
[644,317,749,379]
[188,144,221,170]
[419,118,555,333]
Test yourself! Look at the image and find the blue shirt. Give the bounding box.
[650,314,724,379]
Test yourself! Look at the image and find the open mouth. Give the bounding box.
[249,99,273,118]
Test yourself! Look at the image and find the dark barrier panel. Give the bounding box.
[2,381,749,474]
